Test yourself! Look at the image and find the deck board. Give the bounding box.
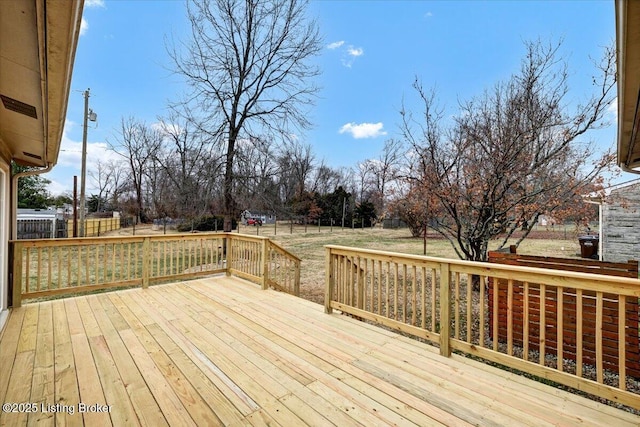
[1,275,638,426]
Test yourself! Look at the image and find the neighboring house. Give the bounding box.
[0,1,83,331]
[585,179,640,263]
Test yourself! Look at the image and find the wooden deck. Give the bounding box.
[1,276,638,426]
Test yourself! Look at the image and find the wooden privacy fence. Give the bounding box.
[10,233,301,306]
[17,218,67,239]
[488,252,640,378]
[324,245,640,409]
[66,217,121,237]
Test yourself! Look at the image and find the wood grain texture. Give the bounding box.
[1,276,638,426]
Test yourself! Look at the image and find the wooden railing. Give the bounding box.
[10,233,301,306]
[324,245,640,409]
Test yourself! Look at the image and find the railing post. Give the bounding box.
[324,247,334,314]
[142,237,150,289]
[10,242,23,308]
[224,234,231,276]
[261,238,269,290]
[357,257,364,310]
[439,262,451,357]
[294,260,301,297]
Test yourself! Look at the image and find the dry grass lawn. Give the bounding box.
[107,222,584,304]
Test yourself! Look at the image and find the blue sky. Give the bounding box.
[45,0,621,196]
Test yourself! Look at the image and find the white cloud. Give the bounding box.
[85,0,106,8]
[339,122,387,139]
[347,46,364,57]
[56,120,121,170]
[327,40,364,68]
[424,11,433,18]
[607,97,618,119]
[80,17,89,36]
[341,45,364,67]
[151,121,183,137]
[46,179,72,197]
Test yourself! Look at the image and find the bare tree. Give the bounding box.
[88,159,113,213]
[353,160,375,204]
[153,113,222,221]
[370,139,403,215]
[309,162,345,195]
[105,159,128,211]
[400,40,616,262]
[110,117,162,223]
[169,0,322,231]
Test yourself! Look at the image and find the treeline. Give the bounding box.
[80,117,404,228]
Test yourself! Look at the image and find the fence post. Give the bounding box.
[142,237,150,288]
[324,247,334,314]
[261,238,269,290]
[439,262,451,357]
[10,242,23,308]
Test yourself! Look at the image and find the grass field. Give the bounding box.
[107,222,585,304]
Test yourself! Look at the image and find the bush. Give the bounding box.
[176,215,237,232]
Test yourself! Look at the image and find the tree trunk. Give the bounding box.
[223,132,237,232]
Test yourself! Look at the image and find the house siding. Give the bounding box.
[602,183,640,263]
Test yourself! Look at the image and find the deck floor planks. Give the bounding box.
[176,283,335,377]
[64,298,111,427]
[87,334,140,426]
[187,280,475,426]
[209,286,500,426]
[172,285,321,386]
[182,286,439,427]
[0,308,25,406]
[174,287,356,426]
[365,342,563,425]
[86,295,168,427]
[1,276,639,426]
[219,280,637,422]
[127,295,259,417]
[187,279,590,426]
[125,295,259,420]
[51,300,83,427]
[68,334,110,427]
[2,305,38,427]
[97,293,200,427]
[166,285,374,426]
[117,328,196,427]
[375,338,630,427]
[106,292,225,426]
[28,302,55,426]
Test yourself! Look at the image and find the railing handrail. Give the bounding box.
[268,240,302,262]
[10,231,243,245]
[326,244,640,295]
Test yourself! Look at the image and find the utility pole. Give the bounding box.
[79,88,96,237]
